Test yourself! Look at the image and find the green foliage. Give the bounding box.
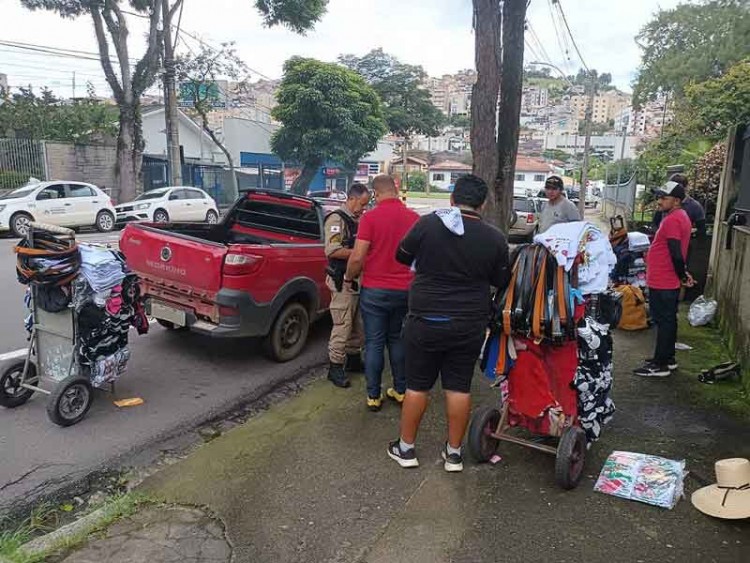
[682,60,750,140]
[448,114,471,129]
[633,0,750,106]
[0,87,117,142]
[338,49,445,138]
[254,0,328,33]
[271,57,386,175]
[406,171,427,192]
[542,149,571,162]
[637,132,713,188]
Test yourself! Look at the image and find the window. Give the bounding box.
[450,172,466,183]
[533,174,545,182]
[515,173,525,181]
[185,189,206,200]
[37,184,65,200]
[68,184,95,198]
[433,173,445,182]
[168,189,187,201]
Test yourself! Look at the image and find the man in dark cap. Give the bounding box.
[538,175,581,232]
[634,180,695,378]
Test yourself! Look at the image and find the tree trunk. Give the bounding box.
[199,112,239,202]
[116,105,139,203]
[494,0,527,232]
[291,162,321,195]
[471,0,502,220]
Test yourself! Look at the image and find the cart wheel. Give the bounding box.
[468,406,501,463]
[555,427,587,490]
[46,376,94,427]
[0,361,36,408]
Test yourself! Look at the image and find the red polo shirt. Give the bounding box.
[357,198,419,291]
[646,208,692,290]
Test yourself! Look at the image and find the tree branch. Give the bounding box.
[90,4,124,102]
[132,0,163,96]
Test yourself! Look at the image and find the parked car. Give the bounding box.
[115,186,219,225]
[119,190,331,362]
[0,181,116,237]
[510,197,540,242]
[307,190,346,201]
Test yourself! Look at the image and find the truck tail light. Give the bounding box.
[526,213,535,224]
[223,253,263,275]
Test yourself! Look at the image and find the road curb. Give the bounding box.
[18,503,118,558]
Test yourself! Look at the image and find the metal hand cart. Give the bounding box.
[0,223,96,426]
[468,400,587,490]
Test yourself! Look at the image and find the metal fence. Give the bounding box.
[601,174,637,220]
[0,138,47,190]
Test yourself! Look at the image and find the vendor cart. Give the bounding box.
[0,223,96,426]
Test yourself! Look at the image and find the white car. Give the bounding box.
[115,186,219,225]
[0,181,116,237]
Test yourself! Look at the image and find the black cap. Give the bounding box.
[653,181,686,200]
[544,175,564,190]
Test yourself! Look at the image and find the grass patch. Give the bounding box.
[0,493,154,563]
[673,310,750,419]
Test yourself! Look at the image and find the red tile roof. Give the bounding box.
[515,156,552,173]
[429,160,472,171]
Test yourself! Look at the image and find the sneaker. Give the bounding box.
[633,362,671,378]
[367,396,383,412]
[327,363,351,388]
[386,387,405,404]
[441,443,464,472]
[646,357,678,370]
[387,439,419,468]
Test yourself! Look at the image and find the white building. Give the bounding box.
[513,156,554,196]
[412,133,469,153]
[544,133,638,160]
[141,106,227,165]
[428,160,472,191]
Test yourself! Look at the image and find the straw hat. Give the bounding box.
[691,458,750,519]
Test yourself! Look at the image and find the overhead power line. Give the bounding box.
[553,0,590,72]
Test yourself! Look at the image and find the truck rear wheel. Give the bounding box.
[263,302,309,363]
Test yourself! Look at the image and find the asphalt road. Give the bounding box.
[0,198,446,517]
[0,229,329,517]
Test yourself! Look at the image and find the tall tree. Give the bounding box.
[633,0,750,106]
[254,0,328,33]
[176,43,248,202]
[271,57,387,194]
[470,0,502,212]
[21,0,171,203]
[338,49,444,139]
[493,0,527,231]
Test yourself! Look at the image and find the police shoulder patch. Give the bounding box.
[329,225,341,234]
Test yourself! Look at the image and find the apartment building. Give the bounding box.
[570,91,631,124]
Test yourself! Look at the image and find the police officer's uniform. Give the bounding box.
[324,206,364,386]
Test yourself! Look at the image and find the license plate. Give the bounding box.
[151,301,186,327]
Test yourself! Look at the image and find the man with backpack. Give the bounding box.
[324,183,372,388]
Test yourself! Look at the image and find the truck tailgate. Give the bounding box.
[119,224,227,296]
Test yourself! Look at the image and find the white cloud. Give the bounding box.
[0,0,682,95]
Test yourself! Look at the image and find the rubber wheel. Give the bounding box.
[10,213,33,238]
[157,319,187,331]
[96,210,115,232]
[0,360,36,408]
[154,209,170,223]
[263,302,310,363]
[206,210,219,224]
[555,427,587,490]
[46,376,94,427]
[468,406,501,463]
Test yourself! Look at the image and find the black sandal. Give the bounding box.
[698,362,741,384]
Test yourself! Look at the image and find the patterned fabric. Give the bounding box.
[574,317,615,444]
[90,347,130,389]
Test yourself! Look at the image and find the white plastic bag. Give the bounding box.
[688,295,718,327]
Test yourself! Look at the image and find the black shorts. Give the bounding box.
[404,315,487,393]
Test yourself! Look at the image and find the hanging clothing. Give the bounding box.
[90,347,130,389]
[79,244,126,292]
[574,317,615,444]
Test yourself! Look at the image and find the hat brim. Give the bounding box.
[691,485,750,519]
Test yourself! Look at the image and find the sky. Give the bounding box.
[0,0,685,98]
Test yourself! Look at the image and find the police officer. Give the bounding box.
[325,183,372,388]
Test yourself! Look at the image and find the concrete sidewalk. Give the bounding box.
[57,329,749,563]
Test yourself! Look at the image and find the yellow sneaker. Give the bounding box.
[386,388,405,404]
[367,396,383,412]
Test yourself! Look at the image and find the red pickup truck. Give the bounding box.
[119,190,333,362]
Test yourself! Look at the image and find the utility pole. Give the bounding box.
[72,71,76,100]
[162,0,182,186]
[616,115,629,185]
[578,74,595,216]
[401,136,409,197]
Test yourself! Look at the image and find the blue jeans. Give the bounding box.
[359,287,408,398]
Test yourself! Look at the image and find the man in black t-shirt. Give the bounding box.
[386,174,511,472]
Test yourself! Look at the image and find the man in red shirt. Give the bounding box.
[345,175,419,410]
[634,181,695,378]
